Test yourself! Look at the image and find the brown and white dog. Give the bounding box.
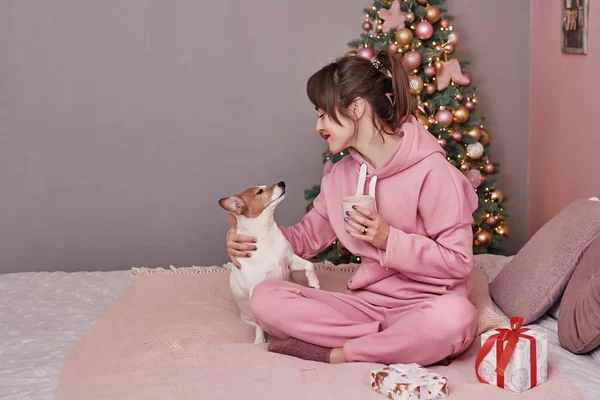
[218,181,320,344]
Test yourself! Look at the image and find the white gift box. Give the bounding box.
[370,363,448,399]
[477,321,548,393]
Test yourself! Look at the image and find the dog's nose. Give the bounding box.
[278,181,286,188]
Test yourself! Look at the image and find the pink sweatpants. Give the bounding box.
[250,280,477,366]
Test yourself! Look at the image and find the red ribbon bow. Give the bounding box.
[475,316,537,389]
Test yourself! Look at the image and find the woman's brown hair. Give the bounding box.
[306,50,412,137]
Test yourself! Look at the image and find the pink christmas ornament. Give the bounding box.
[440,19,451,29]
[357,46,375,60]
[484,163,495,173]
[378,0,407,33]
[402,51,421,70]
[465,100,475,110]
[437,138,447,147]
[424,65,436,77]
[436,109,453,127]
[451,131,463,141]
[362,21,373,31]
[436,59,470,91]
[464,169,483,189]
[416,21,434,40]
[425,84,436,95]
[486,215,498,225]
[387,41,399,54]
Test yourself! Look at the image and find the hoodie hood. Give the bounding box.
[348,115,445,179]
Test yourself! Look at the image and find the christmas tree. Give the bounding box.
[304,0,510,264]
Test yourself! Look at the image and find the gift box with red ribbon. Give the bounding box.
[475,316,548,393]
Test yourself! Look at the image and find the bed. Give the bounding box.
[1,255,599,399]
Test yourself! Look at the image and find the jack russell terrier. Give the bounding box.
[218,181,320,344]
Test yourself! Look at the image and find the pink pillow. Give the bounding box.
[490,198,600,325]
[558,235,600,353]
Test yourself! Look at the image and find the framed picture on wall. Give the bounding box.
[562,0,588,54]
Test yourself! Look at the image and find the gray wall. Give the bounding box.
[446,0,530,255]
[0,0,529,273]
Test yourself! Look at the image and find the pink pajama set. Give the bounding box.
[250,116,480,366]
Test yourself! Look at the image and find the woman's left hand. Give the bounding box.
[345,206,390,250]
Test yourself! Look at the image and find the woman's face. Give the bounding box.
[315,108,356,153]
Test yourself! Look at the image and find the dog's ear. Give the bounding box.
[218,195,247,215]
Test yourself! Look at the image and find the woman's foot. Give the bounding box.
[267,338,337,363]
[329,347,347,364]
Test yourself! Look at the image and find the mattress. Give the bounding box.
[1,259,599,399]
[0,270,131,399]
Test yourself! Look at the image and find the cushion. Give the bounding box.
[490,198,600,325]
[546,197,600,321]
[469,262,508,336]
[558,235,600,353]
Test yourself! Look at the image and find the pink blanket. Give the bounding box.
[55,263,582,400]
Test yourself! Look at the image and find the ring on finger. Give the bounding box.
[363,226,368,235]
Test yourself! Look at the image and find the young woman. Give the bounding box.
[226,51,479,366]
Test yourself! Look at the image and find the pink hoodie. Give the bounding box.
[281,115,479,308]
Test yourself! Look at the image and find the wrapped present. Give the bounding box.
[475,316,548,393]
[370,363,448,399]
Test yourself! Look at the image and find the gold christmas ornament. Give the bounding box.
[443,42,456,54]
[490,189,504,203]
[345,49,358,56]
[495,223,510,239]
[406,11,415,23]
[453,106,470,123]
[481,128,492,146]
[416,114,429,129]
[455,92,463,101]
[376,22,384,33]
[467,126,482,141]
[460,163,469,172]
[408,75,424,94]
[425,6,442,23]
[434,60,444,73]
[395,28,413,46]
[474,229,492,248]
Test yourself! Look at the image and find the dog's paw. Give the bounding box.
[308,281,321,290]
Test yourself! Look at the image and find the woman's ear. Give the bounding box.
[351,97,365,120]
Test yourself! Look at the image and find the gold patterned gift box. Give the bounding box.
[370,363,449,399]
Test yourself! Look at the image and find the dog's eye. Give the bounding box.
[256,189,264,195]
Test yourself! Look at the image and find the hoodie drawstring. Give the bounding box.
[356,163,378,206]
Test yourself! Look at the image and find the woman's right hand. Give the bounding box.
[226,214,257,268]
